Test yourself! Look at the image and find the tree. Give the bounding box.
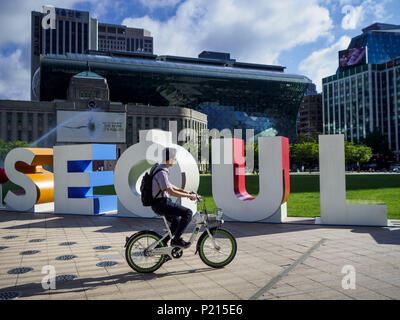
[294,133,316,144]
[0,139,30,163]
[344,142,372,172]
[292,142,319,172]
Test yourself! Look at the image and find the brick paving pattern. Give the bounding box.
[0,211,399,300]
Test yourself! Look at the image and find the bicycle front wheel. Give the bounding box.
[197,228,237,268]
[125,231,165,273]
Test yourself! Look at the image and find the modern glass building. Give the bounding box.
[349,23,400,65]
[322,23,400,160]
[198,105,274,134]
[36,51,310,140]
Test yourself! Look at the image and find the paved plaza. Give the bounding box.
[0,210,400,300]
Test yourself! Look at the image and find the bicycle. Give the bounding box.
[124,194,237,273]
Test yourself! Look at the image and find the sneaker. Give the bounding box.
[171,238,190,248]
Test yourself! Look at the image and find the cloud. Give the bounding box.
[298,36,351,92]
[0,0,88,47]
[89,0,125,20]
[340,0,391,30]
[0,0,117,46]
[0,49,30,100]
[341,4,363,29]
[122,0,334,65]
[138,0,181,10]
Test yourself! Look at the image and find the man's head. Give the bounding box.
[163,147,177,167]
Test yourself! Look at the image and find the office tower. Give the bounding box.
[298,93,323,136]
[322,23,400,160]
[31,8,98,100]
[98,23,153,53]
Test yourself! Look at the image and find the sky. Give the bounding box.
[0,0,399,101]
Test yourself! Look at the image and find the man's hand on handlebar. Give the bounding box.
[187,192,197,201]
[188,191,202,202]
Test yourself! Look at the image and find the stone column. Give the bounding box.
[0,111,6,140]
[131,116,137,144]
[11,112,17,142]
[44,113,49,146]
[22,112,28,141]
[33,113,39,142]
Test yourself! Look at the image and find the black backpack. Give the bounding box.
[140,164,165,207]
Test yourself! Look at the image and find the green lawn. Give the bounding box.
[2,174,400,219]
[196,174,400,219]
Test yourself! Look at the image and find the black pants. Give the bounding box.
[151,198,192,240]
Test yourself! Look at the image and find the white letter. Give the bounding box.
[42,265,56,290]
[341,265,356,290]
[211,136,289,222]
[319,135,387,226]
[54,144,117,215]
[115,129,199,217]
[4,148,53,211]
[42,6,56,30]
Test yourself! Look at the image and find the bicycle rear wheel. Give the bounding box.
[125,231,165,273]
[197,228,237,268]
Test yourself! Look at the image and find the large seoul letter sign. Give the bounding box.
[1,131,388,227]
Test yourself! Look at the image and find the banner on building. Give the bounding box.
[57,111,126,143]
[339,47,367,71]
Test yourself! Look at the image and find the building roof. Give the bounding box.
[43,53,309,84]
[362,23,400,33]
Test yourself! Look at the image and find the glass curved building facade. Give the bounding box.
[38,52,310,140]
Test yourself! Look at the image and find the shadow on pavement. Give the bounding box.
[2,211,400,245]
[1,211,330,239]
[0,267,214,299]
[350,227,400,245]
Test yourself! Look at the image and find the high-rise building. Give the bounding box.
[31,8,98,100]
[31,7,154,100]
[322,23,400,160]
[296,83,322,136]
[97,23,153,53]
[298,93,323,136]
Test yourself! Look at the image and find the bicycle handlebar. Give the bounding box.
[190,191,202,202]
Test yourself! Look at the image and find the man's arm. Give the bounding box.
[171,185,190,194]
[166,187,196,200]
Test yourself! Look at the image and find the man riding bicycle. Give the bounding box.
[151,147,197,248]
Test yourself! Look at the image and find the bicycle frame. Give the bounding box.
[146,196,223,258]
[146,216,212,259]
